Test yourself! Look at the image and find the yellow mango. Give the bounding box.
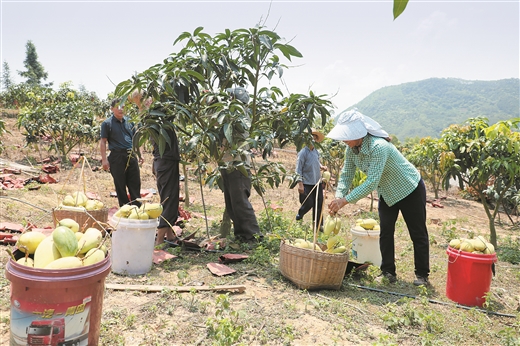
[326,235,340,250]
[17,257,34,267]
[332,246,347,254]
[83,248,105,266]
[473,236,487,252]
[77,228,103,254]
[72,191,88,207]
[45,256,83,269]
[143,203,163,219]
[62,195,75,206]
[459,240,474,253]
[57,218,79,233]
[322,171,331,184]
[333,216,342,234]
[449,238,461,250]
[353,225,366,232]
[34,236,62,268]
[323,216,336,236]
[17,231,46,255]
[360,218,378,230]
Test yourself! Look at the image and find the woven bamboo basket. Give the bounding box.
[52,208,108,232]
[279,240,349,290]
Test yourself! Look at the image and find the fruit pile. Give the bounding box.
[352,218,380,232]
[287,215,347,254]
[113,203,163,220]
[15,218,106,269]
[449,236,495,254]
[57,191,105,211]
[322,215,347,253]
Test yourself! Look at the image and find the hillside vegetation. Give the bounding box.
[351,78,519,141]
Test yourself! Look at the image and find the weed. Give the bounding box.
[497,236,520,264]
[177,269,189,285]
[124,313,136,329]
[497,326,520,346]
[440,222,458,241]
[246,245,272,266]
[205,293,246,345]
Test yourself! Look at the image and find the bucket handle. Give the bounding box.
[447,249,460,264]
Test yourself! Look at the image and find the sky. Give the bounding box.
[1,0,519,114]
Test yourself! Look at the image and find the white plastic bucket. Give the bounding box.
[350,228,382,266]
[110,216,158,275]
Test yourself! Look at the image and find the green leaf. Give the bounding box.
[393,0,409,20]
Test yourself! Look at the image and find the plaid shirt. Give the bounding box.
[335,136,420,207]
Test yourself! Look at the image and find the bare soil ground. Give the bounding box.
[1,114,519,346]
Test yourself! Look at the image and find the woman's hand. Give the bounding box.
[328,198,348,214]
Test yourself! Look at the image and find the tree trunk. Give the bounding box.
[220,208,232,238]
[478,191,497,247]
[183,163,190,208]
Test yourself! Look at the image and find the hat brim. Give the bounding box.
[311,130,325,143]
[326,123,368,141]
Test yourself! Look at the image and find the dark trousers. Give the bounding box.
[153,157,180,229]
[297,183,324,229]
[378,179,430,278]
[220,169,262,241]
[108,151,141,207]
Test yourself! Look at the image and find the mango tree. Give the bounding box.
[406,136,454,199]
[17,83,105,163]
[441,117,520,246]
[115,25,332,236]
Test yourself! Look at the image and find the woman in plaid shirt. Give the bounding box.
[327,109,430,286]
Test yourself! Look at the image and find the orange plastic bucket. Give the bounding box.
[446,246,497,307]
[5,252,111,346]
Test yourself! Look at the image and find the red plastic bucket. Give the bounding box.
[446,246,497,307]
[5,252,111,346]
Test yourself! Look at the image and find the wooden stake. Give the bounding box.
[105,283,246,293]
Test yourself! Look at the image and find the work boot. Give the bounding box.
[413,276,429,286]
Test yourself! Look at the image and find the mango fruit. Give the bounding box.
[353,225,366,232]
[75,232,84,242]
[323,216,336,236]
[332,246,347,254]
[34,236,62,268]
[473,235,487,252]
[322,171,331,184]
[359,218,378,230]
[62,195,76,206]
[72,191,88,207]
[57,218,79,233]
[85,199,104,211]
[326,235,341,250]
[52,226,79,257]
[45,256,83,269]
[459,240,474,253]
[449,238,461,250]
[114,204,136,218]
[17,257,34,267]
[142,203,163,219]
[17,231,46,255]
[483,243,495,254]
[83,248,105,266]
[77,228,102,254]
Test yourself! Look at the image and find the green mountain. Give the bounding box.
[350,78,519,141]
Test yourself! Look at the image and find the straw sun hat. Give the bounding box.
[311,129,325,143]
